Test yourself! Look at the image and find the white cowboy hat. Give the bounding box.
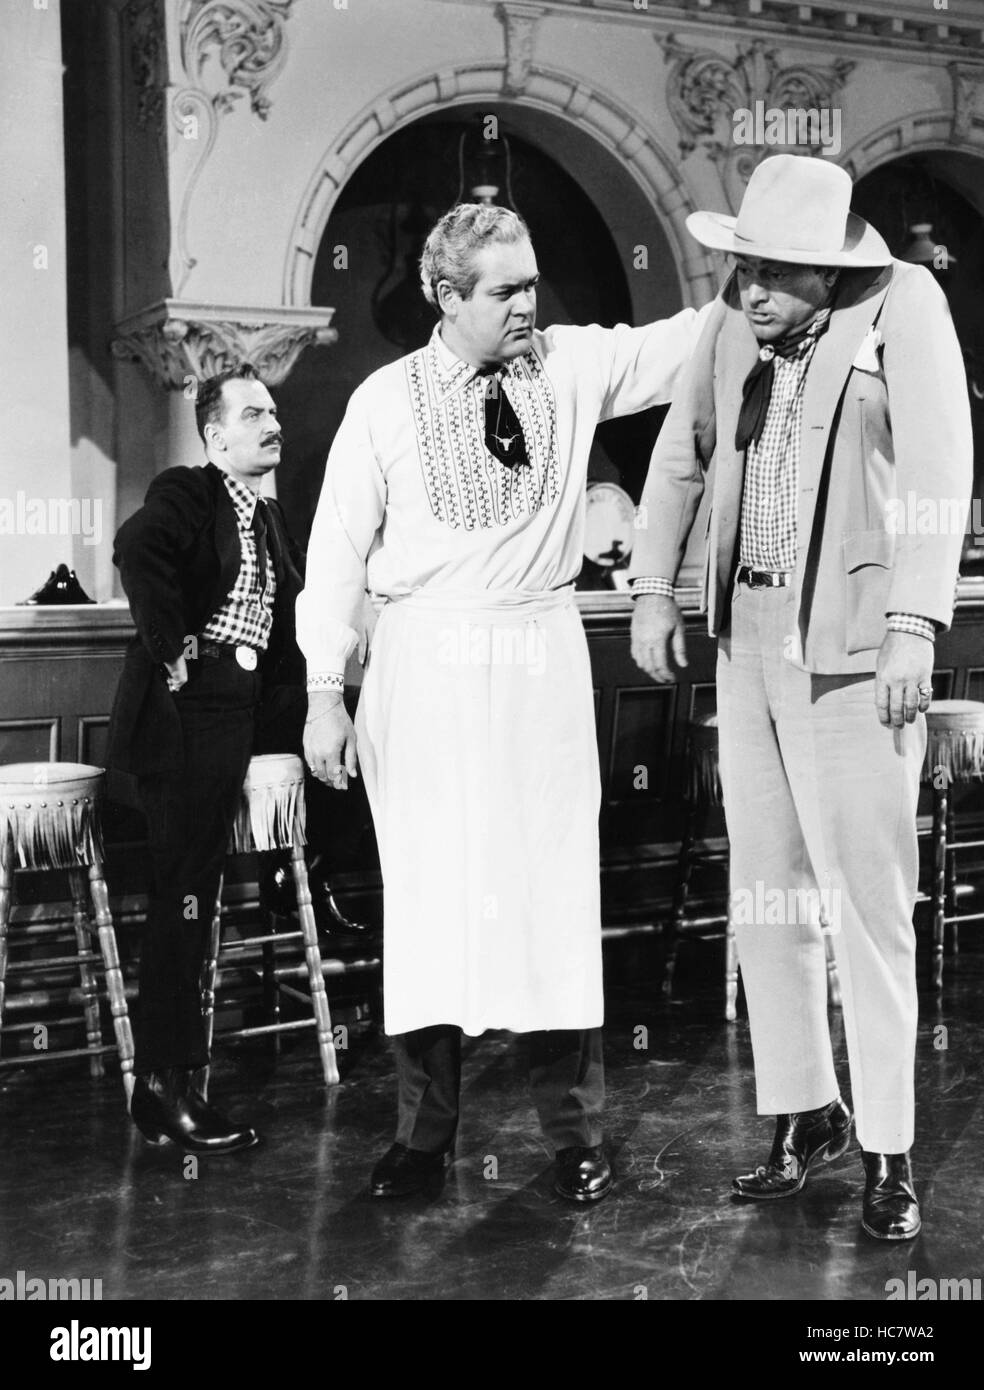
[686,154,891,267]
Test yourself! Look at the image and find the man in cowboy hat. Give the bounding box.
[629,154,972,1239]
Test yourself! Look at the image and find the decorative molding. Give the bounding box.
[841,111,984,183]
[501,0,984,61]
[496,3,545,97]
[950,62,984,144]
[122,3,300,294]
[111,301,337,389]
[283,61,718,311]
[179,0,297,120]
[169,87,219,293]
[659,33,853,209]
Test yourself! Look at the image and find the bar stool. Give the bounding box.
[203,753,339,1085]
[0,762,134,1097]
[922,699,984,990]
[669,716,841,1021]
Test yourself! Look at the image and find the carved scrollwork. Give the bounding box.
[169,87,219,293]
[112,301,338,389]
[659,34,854,210]
[661,33,751,158]
[180,0,296,120]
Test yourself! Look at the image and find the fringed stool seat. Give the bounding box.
[669,716,841,1021]
[921,700,984,989]
[203,753,339,1085]
[0,762,134,1096]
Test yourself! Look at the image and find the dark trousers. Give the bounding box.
[134,655,306,1073]
[393,1025,605,1153]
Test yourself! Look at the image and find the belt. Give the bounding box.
[197,640,262,670]
[736,565,791,589]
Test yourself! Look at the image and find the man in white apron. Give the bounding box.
[297,203,706,1202]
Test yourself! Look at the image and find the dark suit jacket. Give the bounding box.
[106,462,305,776]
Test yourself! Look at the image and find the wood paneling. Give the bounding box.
[0,718,59,764]
[1,587,981,921]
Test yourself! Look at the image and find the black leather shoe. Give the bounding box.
[312,877,370,934]
[259,862,369,935]
[369,1142,453,1198]
[257,858,296,916]
[554,1144,613,1204]
[732,1096,853,1199]
[129,1070,259,1155]
[861,1150,921,1240]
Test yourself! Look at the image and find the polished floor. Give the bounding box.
[1,933,982,1303]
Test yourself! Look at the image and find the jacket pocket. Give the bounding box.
[843,529,895,654]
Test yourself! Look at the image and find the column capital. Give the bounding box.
[111,299,338,388]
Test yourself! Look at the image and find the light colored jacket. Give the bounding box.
[629,259,973,674]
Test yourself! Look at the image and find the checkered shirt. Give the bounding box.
[200,472,276,651]
[630,307,936,638]
[738,310,830,573]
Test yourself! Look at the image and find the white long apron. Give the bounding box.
[355,585,603,1037]
[297,313,707,1033]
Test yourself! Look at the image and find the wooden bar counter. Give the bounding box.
[1,583,982,929]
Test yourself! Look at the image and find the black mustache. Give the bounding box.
[261,435,282,447]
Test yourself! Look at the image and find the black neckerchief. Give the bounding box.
[735,308,831,453]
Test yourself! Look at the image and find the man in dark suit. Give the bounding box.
[107,363,306,1154]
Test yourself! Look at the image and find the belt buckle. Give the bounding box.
[235,645,257,671]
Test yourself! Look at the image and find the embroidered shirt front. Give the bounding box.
[405,330,561,531]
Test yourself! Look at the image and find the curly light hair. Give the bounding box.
[419,203,531,312]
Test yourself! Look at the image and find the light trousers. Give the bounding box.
[717,584,924,1154]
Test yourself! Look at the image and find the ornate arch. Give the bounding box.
[841,111,984,185]
[281,61,717,310]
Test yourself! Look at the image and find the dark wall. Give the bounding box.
[853,154,984,569]
[275,116,673,552]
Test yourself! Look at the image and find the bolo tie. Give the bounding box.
[482,370,529,469]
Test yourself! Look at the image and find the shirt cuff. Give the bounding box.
[630,577,676,600]
[886,613,937,642]
[307,672,345,693]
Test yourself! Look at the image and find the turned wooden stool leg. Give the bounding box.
[290,841,338,1085]
[945,801,958,957]
[199,877,224,1098]
[87,856,135,1101]
[666,800,697,1000]
[0,830,11,1052]
[822,918,842,1010]
[260,895,281,1062]
[724,905,739,1023]
[931,781,947,991]
[70,867,104,1079]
